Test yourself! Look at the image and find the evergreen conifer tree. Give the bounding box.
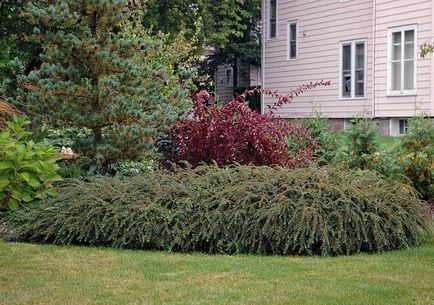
[14,0,194,172]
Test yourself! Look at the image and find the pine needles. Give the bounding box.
[2,165,432,256]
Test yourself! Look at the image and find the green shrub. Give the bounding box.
[38,127,92,149]
[396,117,434,199]
[343,118,380,169]
[57,157,94,179]
[3,165,431,256]
[301,115,340,162]
[0,116,62,210]
[338,118,397,177]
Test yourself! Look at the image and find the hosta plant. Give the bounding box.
[0,116,62,210]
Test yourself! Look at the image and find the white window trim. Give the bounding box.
[287,21,298,60]
[225,66,234,87]
[268,0,278,40]
[387,25,418,96]
[339,39,368,100]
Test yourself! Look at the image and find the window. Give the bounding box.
[269,0,277,39]
[225,67,233,87]
[388,26,417,95]
[340,40,366,99]
[399,119,408,134]
[287,21,297,59]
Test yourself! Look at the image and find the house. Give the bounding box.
[215,62,262,110]
[261,0,434,135]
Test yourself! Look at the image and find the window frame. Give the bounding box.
[225,66,234,88]
[387,25,418,96]
[287,21,298,60]
[268,0,278,39]
[339,39,367,100]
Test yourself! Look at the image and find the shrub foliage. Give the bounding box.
[396,117,434,199]
[3,165,430,255]
[300,114,339,162]
[162,81,330,168]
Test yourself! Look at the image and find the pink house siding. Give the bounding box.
[262,0,434,122]
[374,0,433,117]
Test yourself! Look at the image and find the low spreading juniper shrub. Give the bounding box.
[2,165,431,256]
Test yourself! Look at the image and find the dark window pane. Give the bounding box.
[270,0,276,18]
[393,32,401,44]
[343,45,351,70]
[343,75,351,97]
[270,0,277,38]
[270,20,276,38]
[356,43,364,69]
[405,30,414,43]
[355,43,365,97]
[356,71,364,97]
[290,23,296,40]
[399,120,408,134]
[290,42,296,59]
[342,44,352,97]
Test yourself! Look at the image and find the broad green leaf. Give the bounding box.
[0,177,9,190]
[21,192,33,203]
[7,199,19,210]
[11,189,23,201]
[47,174,63,183]
[0,161,13,170]
[28,175,42,188]
[18,172,31,183]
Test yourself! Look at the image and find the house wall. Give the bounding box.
[262,0,434,120]
[215,65,235,102]
[238,63,251,88]
[250,65,262,87]
[374,0,433,117]
[262,0,374,118]
[215,62,258,102]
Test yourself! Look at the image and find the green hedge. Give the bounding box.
[2,165,431,256]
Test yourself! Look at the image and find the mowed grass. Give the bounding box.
[378,136,400,150]
[0,240,433,305]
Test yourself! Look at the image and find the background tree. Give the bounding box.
[141,0,261,90]
[13,0,195,173]
[0,0,40,96]
[203,0,261,92]
[142,0,250,50]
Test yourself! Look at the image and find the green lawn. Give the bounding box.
[378,136,399,150]
[1,240,433,305]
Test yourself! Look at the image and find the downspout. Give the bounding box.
[372,0,376,118]
[431,0,434,116]
[261,0,266,114]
